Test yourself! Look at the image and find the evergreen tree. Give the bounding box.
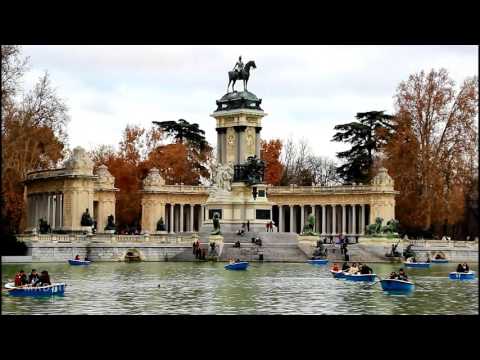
[153,119,208,151]
[332,111,394,184]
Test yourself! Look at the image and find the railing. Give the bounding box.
[17,233,195,245]
[267,184,395,194]
[143,184,210,193]
[407,239,478,249]
[26,168,97,181]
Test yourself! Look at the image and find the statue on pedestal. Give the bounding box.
[302,213,316,235]
[81,208,94,227]
[38,218,51,234]
[211,213,221,235]
[211,164,234,193]
[227,56,257,93]
[156,217,166,231]
[104,214,116,231]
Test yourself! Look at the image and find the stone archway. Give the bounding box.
[432,251,447,260]
[123,248,144,262]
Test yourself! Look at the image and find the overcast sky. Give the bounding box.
[21,45,478,160]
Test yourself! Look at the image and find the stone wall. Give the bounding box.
[28,242,193,262]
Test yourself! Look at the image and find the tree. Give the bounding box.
[90,122,212,231]
[153,119,208,150]
[332,111,394,184]
[384,69,478,236]
[279,138,340,186]
[1,45,29,110]
[2,51,69,233]
[260,139,283,185]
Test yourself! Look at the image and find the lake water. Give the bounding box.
[2,262,478,315]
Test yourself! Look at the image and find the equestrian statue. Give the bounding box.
[227,56,257,93]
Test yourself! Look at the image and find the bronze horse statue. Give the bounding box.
[227,60,256,93]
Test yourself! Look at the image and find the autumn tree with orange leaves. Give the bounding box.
[384,69,478,238]
[90,122,212,232]
[1,46,69,234]
[261,139,283,185]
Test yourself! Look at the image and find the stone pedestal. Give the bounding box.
[298,235,320,245]
[208,235,224,244]
[202,182,273,233]
[104,229,115,234]
[81,226,92,234]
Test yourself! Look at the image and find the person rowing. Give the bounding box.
[397,268,408,281]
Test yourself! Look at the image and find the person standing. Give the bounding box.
[247,220,250,232]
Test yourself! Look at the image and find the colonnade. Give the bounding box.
[274,204,370,236]
[27,192,64,230]
[165,203,205,233]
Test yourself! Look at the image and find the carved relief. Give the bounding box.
[226,127,236,164]
[143,168,166,190]
[64,146,94,175]
[245,127,255,157]
[94,164,115,190]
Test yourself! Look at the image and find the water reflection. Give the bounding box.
[2,262,477,315]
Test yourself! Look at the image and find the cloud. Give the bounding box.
[20,45,478,159]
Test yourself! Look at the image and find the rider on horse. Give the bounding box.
[233,56,244,76]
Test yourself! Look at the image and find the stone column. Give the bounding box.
[310,205,315,232]
[201,204,205,223]
[216,129,222,164]
[289,205,294,233]
[332,204,336,235]
[360,204,365,235]
[169,204,174,234]
[255,127,262,158]
[278,205,283,232]
[342,204,346,235]
[59,194,63,228]
[179,204,184,233]
[300,205,305,233]
[352,205,356,235]
[52,195,57,229]
[190,205,194,232]
[321,205,326,235]
[47,194,51,226]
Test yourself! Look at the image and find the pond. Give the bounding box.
[2,262,478,315]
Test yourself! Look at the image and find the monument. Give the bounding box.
[202,57,273,234]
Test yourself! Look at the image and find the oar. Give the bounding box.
[363,275,383,289]
[412,282,428,289]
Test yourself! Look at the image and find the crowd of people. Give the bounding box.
[14,269,51,287]
[456,263,470,273]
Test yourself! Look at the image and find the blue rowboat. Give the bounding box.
[68,259,91,265]
[225,261,249,270]
[307,259,329,265]
[431,259,448,264]
[449,271,475,280]
[330,270,345,279]
[404,262,430,268]
[5,282,66,297]
[344,273,377,282]
[380,279,415,292]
